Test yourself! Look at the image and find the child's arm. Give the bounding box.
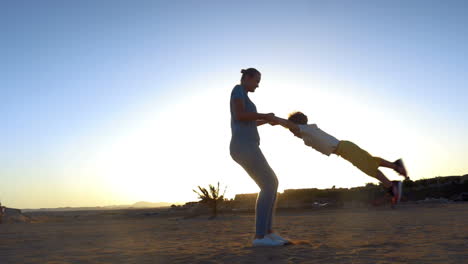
[256,119,278,126]
[273,117,300,132]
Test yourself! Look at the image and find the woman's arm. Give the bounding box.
[256,120,269,126]
[232,98,276,122]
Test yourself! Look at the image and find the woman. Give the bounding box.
[229,68,288,246]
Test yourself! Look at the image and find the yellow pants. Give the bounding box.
[335,141,382,177]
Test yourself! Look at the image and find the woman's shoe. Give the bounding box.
[266,233,290,244]
[252,236,285,247]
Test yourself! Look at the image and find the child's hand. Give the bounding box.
[268,119,279,126]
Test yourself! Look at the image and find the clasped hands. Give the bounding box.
[264,113,280,126]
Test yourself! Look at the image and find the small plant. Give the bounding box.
[0,201,4,224]
[193,182,227,219]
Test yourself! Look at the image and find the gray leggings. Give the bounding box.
[230,141,279,237]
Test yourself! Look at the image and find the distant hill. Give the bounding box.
[131,201,172,208]
[22,201,176,212]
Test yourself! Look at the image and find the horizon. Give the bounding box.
[2,1,468,208]
[12,174,468,210]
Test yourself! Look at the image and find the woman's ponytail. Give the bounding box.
[240,68,260,81]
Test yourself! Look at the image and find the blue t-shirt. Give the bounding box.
[230,85,260,145]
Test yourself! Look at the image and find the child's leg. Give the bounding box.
[334,141,405,204]
[334,141,392,187]
[375,170,392,188]
[375,158,397,170]
[375,157,408,178]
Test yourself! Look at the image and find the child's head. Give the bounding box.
[287,111,308,138]
[288,111,308,125]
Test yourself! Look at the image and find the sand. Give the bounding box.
[0,203,467,263]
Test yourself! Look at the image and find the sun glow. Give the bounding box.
[83,71,464,205]
[20,77,461,208]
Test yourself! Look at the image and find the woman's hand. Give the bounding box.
[263,113,276,122]
[256,113,278,126]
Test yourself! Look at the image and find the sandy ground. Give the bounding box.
[0,203,467,264]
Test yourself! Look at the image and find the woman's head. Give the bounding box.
[240,68,261,92]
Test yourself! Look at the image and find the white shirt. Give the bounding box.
[298,124,340,156]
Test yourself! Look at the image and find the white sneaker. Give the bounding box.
[252,236,285,247]
[266,233,290,244]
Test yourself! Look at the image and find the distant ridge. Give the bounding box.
[22,201,177,212]
[131,201,172,208]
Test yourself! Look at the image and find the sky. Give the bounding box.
[1,0,467,209]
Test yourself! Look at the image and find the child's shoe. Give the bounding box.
[394,159,408,179]
[388,180,403,206]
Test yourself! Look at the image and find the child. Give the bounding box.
[273,111,409,205]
